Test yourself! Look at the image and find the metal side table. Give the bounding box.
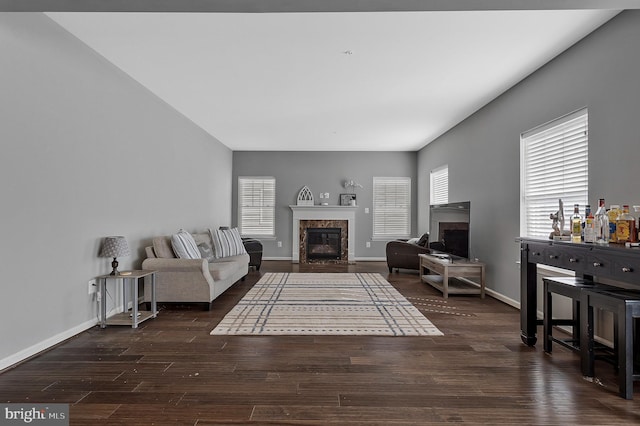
[97,270,157,328]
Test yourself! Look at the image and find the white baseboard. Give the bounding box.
[0,301,125,372]
[262,256,292,261]
[0,317,98,372]
[485,288,520,309]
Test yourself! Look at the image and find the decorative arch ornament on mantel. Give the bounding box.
[296,186,314,206]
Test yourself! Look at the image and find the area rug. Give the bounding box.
[210,272,443,336]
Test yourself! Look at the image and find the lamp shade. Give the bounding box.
[99,236,131,258]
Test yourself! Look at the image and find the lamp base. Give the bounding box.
[110,257,120,276]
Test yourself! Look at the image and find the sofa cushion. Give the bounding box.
[192,232,213,246]
[144,246,156,258]
[152,237,176,259]
[192,232,216,260]
[208,259,240,281]
[197,242,215,262]
[417,232,429,247]
[171,230,201,259]
[210,227,247,258]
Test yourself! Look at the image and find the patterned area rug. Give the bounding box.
[210,272,443,336]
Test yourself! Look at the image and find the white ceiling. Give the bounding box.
[45,9,620,151]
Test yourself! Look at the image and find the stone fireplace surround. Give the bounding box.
[300,221,347,264]
[290,205,357,264]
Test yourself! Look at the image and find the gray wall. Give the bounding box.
[418,10,640,305]
[232,151,418,259]
[0,14,233,368]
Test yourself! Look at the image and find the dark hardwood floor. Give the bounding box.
[2,261,640,425]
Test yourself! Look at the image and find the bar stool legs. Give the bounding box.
[581,288,640,400]
[543,277,595,354]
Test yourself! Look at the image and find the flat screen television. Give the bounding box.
[429,201,470,258]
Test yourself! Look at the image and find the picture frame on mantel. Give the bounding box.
[340,193,356,206]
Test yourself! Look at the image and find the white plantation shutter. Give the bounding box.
[430,165,448,205]
[373,177,411,238]
[238,177,275,237]
[520,108,588,238]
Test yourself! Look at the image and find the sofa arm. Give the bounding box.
[142,257,215,304]
[142,257,208,273]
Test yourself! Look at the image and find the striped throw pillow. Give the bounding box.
[171,229,201,259]
[210,227,247,258]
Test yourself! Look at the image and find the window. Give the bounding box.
[373,177,411,239]
[238,177,275,237]
[430,165,448,205]
[520,108,588,238]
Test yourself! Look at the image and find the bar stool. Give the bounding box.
[542,277,596,354]
[580,288,640,399]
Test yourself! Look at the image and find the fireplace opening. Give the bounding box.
[307,228,341,261]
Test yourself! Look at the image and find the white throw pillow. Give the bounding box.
[171,229,201,259]
[210,227,247,258]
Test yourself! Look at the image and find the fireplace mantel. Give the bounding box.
[290,205,357,263]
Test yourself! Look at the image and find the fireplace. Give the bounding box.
[290,205,356,264]
[306,228,341,261]
[299,219,348,264]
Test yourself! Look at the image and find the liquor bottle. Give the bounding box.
[628,206,638,243]
[594,198,609,244]
[570,204,582,243]
[635,206,640,242]
[584,205,595,243]
[616,205,637,243]
[608,205,620,242]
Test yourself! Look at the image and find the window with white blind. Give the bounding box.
[238,177,275,237]
[520,108,588,238]
[372,177,411,239]
[430,165,449,205]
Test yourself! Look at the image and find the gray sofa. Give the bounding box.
[142,231,249,310]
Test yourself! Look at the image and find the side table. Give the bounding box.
[419,254,485,298]
[96,270,157,328]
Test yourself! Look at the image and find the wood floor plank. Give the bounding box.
[248,405,445,424]
[2,261,640,425]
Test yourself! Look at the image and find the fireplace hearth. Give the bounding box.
[307,228,341,261]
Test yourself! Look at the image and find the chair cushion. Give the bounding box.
[171,230,201,259]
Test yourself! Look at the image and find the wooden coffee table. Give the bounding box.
[419,253,485,298]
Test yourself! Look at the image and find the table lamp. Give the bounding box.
[100,236,131,275]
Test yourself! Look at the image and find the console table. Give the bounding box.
[518,238,640,346]
[419,253,485,298]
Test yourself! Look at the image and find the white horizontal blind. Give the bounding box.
[238,177,275,237]
[520,108,588,238]
[373,177,411,238]
[430,165,448,205]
